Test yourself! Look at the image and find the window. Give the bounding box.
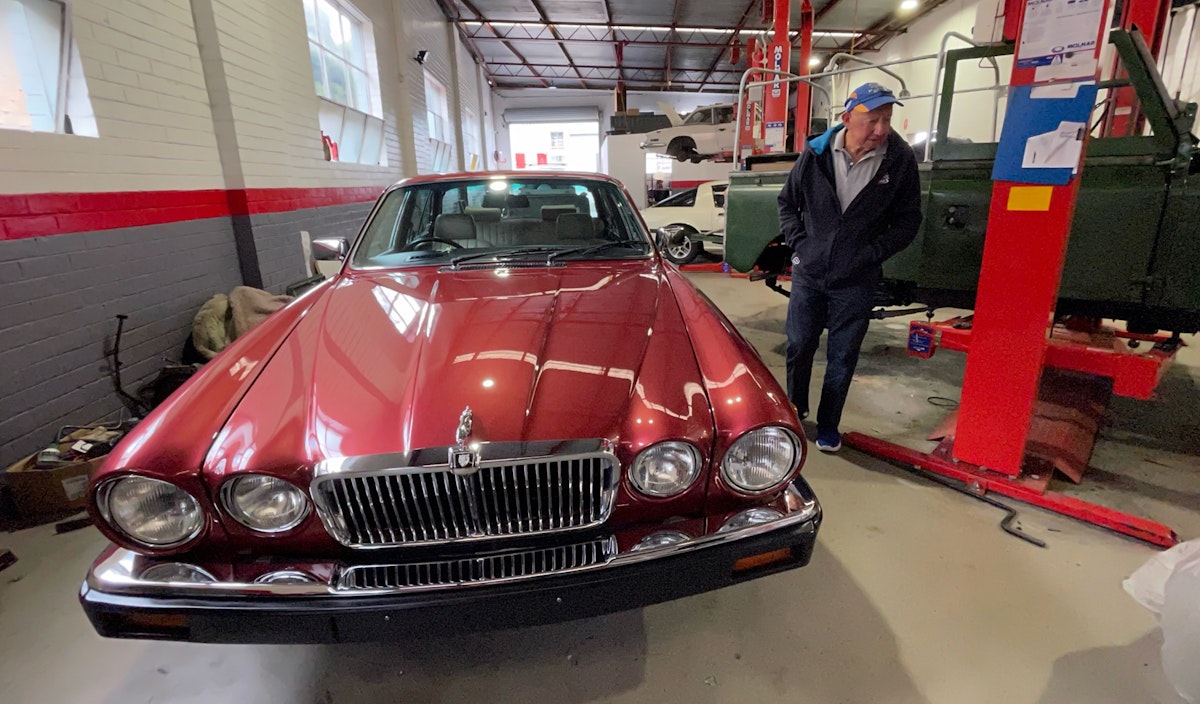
[652,189,697,208]
[304,0,375,115]
[0,0,96,135]
[303,0,385,165]
[349,177,649,269]
[424,73,450,143]
[712,106,735,124]
[683,109,712,126]
[550,131,564,148]
[712,184,727,208]
[463,108,481,170]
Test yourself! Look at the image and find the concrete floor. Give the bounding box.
[2,271,1198,704]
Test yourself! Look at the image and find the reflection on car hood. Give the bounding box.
[207,261,710,471]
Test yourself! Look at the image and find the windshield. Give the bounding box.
[349,176,651,269]
[683,109,711,125]
[650,188,697,208]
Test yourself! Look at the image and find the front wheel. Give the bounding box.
[663,227,703,265]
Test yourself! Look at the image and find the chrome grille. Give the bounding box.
[338,537,617,591]
[312,455,618,548]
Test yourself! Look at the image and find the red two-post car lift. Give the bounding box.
[845,0,1182,547]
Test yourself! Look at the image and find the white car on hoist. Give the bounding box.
[640,104,737,163]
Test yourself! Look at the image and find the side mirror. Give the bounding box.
[312,238,349,261]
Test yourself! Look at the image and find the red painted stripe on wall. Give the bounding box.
[0,186,386,241]
[669,180,718,189]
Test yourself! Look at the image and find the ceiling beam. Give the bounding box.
[431,0,494,84]
[697,0,758,92]
[602,0,623,90]
[460,0,550,87]
[668,0,684,89]
[855,0,956,51]
[487,61,749,76]
[493,78,740,91]
[527,0,588,88]
[456,20,873,41]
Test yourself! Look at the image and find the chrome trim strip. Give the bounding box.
[85,483,820,599]
[337,536,618,594]
[313,439,611,477]
[309,441,620,549]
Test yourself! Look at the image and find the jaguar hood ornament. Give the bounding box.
[450,406,478,475]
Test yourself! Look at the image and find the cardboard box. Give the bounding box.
[1,453,103,526]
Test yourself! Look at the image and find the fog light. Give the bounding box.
[718,507,783,533]
[139,562,215,584]
[630,530,691,552]
[254,570,319,585]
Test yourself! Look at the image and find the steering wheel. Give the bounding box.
[400,236,465,252]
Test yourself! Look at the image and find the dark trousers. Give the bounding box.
[785,280,875,432]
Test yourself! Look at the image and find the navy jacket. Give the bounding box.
[777,125,923,289]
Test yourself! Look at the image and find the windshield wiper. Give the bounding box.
[546,240,651,262]
[447,246,563,269]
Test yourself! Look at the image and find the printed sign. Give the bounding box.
[771,45,784,98]
[1016,0,1105,68]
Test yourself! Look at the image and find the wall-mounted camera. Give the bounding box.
[414,50,428,65]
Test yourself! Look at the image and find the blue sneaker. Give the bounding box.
[815,428,841,453]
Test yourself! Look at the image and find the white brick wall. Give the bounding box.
[392,0,459,173]
[0,0,492,195]
[208,0,405,188]
[0,0,224,193]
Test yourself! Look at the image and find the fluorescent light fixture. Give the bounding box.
[900,0,919,9]
[809,56,822,67]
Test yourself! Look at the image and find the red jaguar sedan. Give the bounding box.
[79,172,820,643]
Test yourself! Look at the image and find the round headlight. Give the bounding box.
[721,427,800,494]
[630,442,700,497]
[100,476,204,547]
[222,475,309,533]
[139,562,215,584]
[718,507,784,533]
[630,530,692,552]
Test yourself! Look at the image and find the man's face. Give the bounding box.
[841,103,894,151]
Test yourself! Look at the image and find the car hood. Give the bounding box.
[205,261,714,475]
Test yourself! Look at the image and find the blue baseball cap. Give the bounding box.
[845,82,903,113]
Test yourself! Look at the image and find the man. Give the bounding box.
[777,82,923,452]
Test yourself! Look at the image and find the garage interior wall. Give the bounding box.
[0,0,495,469]
[829,0,1014,145]
[491,89,735,169]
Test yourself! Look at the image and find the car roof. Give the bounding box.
[385,170,625,189]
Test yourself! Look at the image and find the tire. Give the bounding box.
[668,137,699,163]
[664,226,703,265]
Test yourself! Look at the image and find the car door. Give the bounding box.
[712,107,735,153]
[709,183,728,231]
[684,108,716,153]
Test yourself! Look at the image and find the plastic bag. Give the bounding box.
[1124,538,1200,703]
[1162,547,1200,703]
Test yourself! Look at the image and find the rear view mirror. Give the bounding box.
[312,238,349,260]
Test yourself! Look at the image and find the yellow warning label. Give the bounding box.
[1007,186,1054,211]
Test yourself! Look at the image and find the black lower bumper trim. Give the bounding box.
[81,517,818,643]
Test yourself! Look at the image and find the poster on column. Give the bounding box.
[1016,0,1105,69]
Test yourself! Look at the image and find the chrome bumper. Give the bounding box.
[84,481,819,600]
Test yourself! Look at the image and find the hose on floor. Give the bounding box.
[909,466,1048,548]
